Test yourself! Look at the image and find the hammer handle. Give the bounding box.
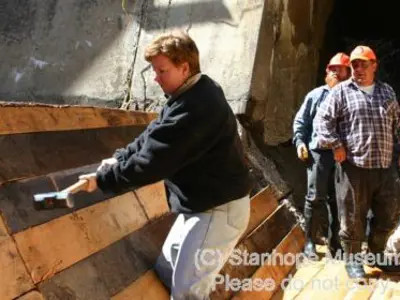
[62,179,89,195]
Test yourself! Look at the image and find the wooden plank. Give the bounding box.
[38,214,175,299]
[0,165,166,234]
[343,280,376,300]
[0,169,111,234]
[16,290,45,300]
[281,260,326,299]
[0,237,34,299]
[0,125,146,184]
[134,181,169,220]
[370,279,397,300]
[38,260,110,300]
[0,176,57,234]
[232,225,305,300]
[210,204,298,299]
[0,103,157,134]
[390,283,400,299]
[14,191,149,283]
[111,270,170,300]
[240,185,279,241]
[270,266,298,300]
[294,258,359,300]
[0,214,8,242]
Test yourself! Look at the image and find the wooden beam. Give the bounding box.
[0,125,146,184]
[0,237,34,299]
[232,225,305,300]
[0,103,157,134]
[0,170,108,234]
[294,259,353,299]
[38,214,175,299]
[0,162,167,234]
[279,260,326,299]
[369,279,397,300]
[16,290,45,300]
[14,192,149,283]
[38,259,110,300]
[0,214,8,242]
[342,280,376,300]
[210,204,298,299]
[240,185,279,241]
[134,181,170,219]
[111,270,170,300]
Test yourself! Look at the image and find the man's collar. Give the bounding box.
[346,78,381,89]
[322,84,330,91]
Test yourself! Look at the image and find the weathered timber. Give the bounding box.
[0,237,34,299]
[0,125,146,184]
[233,225,305,299]
[210,204,298,299]
[111,270,170,300]
[14,192,148,283]
[16,290,45,300]
[37,214,175,299]
[0,163,168,234]
[0,102,157,134]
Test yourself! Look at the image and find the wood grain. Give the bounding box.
[0,125,146,184]
[0,237,34,299]
[111,270,170,300]
[37,214,175,299]
[14,192,148,283]
[0,103,157,134]
[210,204,298,299]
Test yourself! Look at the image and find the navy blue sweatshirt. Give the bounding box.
[96,74,253,213]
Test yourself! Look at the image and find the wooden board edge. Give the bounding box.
[13,191,149,284]
[0,105,157,135]
[111,270,170,300]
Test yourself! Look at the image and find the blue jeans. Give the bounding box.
[306,149,335,203]
[155,195,250,300]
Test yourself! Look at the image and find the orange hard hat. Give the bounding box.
[350,45,377,61]
[327,52,350,68]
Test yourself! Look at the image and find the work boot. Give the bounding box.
[374,253,400,273]
[342,240,366,280]
[303,200,321,260]
[368,235,400,272]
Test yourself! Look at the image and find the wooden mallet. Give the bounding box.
[33,179,89,210]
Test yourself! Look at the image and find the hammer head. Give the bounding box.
[33,191,75,210]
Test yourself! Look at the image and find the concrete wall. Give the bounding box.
[0,0,139,106]
[0,0,264,110]
[127,0,264,113]
[248,0,334,145]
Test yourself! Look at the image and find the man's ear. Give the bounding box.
[182,62,190,76]
[372,61,378,73]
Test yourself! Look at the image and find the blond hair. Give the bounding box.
[144,31,201,74]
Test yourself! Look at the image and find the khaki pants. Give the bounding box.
[155,195,250,300]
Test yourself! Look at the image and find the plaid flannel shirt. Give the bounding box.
[314,78,400,169]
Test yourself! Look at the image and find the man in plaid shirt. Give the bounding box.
[314,45,400,279]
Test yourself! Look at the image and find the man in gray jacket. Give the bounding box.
[293,52,350,258]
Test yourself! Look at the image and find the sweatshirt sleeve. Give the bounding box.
[96,100,226,193]
[112,120,156,162]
